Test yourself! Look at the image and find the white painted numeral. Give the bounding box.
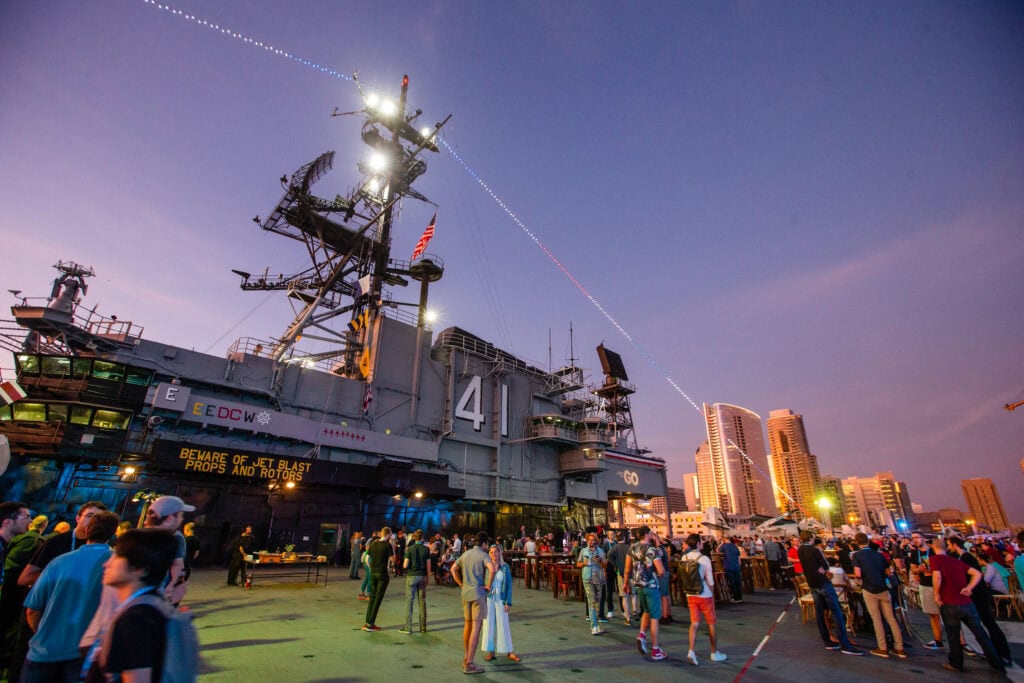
[455,375,484,431]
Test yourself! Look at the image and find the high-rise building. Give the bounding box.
[766,409,821,520]
[820,475,847,528]
[697,403,777,517]
[961,478,1009,532]
[650,487,687,518]
[841,471,912,533]
[682,472,699,512]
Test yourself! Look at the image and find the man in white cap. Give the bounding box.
[143,496,194,605]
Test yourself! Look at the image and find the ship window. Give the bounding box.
[12,403,47,422]
[90,361,124,382]
[41,357,72,378]
[15,354,39,375]
[92,409,130,430]
[125,369,152,387]
[0,405,10,421]
[47,404,68,422]
[72,359,92,378]
[70,406,93,425]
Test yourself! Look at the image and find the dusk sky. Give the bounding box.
[2,2,1022,520]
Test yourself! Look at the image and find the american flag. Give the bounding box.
[410,213,436,261]
[362,384,373,415]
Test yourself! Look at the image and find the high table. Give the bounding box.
[244,556,329,588]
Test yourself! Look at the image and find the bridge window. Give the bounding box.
[15,354,39,375]
[70,406,93,425]
[90,361,124,382]
[47,404,68,422]
[0,405,9,420]
[12,403,47,422]
[72,359,92,378]
[41,356,72,378]
[92,409,130,430]
[125,369,153,387]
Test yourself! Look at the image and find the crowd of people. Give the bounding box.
[4,496,1023,678]
[344,522,1023,675]
[0,497,200,682]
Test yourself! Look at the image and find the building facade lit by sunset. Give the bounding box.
[766,409,821,520]
[841,471,913,533]
[961,478,1009,532]
[697,403,777,517]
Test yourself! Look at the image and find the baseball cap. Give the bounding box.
[148,495,196,516]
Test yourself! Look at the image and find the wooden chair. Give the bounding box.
[992,573,1024,621]
[793,575,816,624]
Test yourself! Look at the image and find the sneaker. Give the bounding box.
[892,649,907,659]
[869,648,889,658]
[591,626,606,635]
[924,640,943,650]
[636,632,648,655]
[362,624,381,632]
[963,644,980,658]
[841,646,865,656]
[824,643,841,651]
[711,651,728,663]
[606,611,614,619]
[398,627,412,634]
[651,647,667,661]
[686,650,699,666]
[598,616,608,623]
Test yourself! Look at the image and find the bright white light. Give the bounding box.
[301,359,315,369]
[420,126,432,138]
[424,309,438,323]
[368,152,388,172]
[367,178,380,193]
[365,93,379,109]
[379,99,397,117]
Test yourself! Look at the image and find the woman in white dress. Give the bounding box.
[481,544,521,662]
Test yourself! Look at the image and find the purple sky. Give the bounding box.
[2,2,1022,521]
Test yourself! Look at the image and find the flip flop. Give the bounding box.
[463,663,484,674]
[507,653,522,662]
[484,653,495,661]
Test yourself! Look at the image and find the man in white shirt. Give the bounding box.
[682,533,727,667]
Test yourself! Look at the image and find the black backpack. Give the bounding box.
[679,552,705,595]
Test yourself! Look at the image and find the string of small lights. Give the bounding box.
[136,0,800,511]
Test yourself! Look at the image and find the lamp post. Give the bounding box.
[816,497,833,537]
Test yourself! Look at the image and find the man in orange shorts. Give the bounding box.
[682,533,727,666]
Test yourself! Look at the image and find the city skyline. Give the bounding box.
[1,3,1022,519]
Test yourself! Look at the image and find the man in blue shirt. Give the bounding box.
[22,510,119,683]
[719,537,743,603]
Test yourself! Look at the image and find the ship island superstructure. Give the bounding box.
[0,77,666,559]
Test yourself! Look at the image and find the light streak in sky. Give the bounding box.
[136,0,799,509]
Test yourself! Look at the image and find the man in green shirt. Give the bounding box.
[400,529,432,634]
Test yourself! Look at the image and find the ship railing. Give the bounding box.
[434,329,549,379]
[72,305,144,341]
[228,337,277,361]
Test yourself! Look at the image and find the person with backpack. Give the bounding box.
[681,533,727,666]
[84,527,199,683]
[622,526,667,662]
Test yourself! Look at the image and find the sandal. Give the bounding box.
[507,653,522,662]
[463,663,484,674]
[484,653,495,661]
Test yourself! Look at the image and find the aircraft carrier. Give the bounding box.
[0,77,667,562]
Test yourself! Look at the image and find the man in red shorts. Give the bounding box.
[682,533,727,666]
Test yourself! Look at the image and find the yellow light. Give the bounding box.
[414,491,424,499]
[124,466,137,475]
[816,497,832,510]
[284,481,296,490]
